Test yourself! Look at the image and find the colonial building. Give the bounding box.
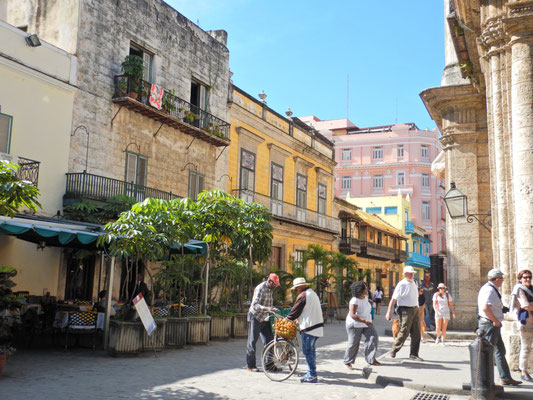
[1,0,231,302]
[227,87,338,279]
[420,0,533,368]
[335,198,407,298]
[300,117,446,257]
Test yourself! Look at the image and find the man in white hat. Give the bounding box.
[385,265,423,360]
[287,277,324,383]
[477,268,522,386]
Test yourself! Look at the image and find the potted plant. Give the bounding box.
[187,313,211,344]
[0,266,19,374]
[208,309,232,340]
[184,110,199,124]
[162,89,177,113]
[120,55,144,100]
[116,79,127,97]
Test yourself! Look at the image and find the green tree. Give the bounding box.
[0,161,41,217]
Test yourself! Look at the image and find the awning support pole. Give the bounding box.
[103,256,115,350]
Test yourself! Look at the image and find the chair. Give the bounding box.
[65,311,98,350]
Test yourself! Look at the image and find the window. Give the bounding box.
[296,174,307,222]
[191,80,208,111]
[294,250,305,270]
[188,170,204,200]
[372,147,383,159]
[422,201,430,219]
[421,145,429,159]
[240,149,255,194]
[366,207,382,214]
[373,174,384,188]
[0,113,12,153]
[341,176,351,189]
[397,172,405,185]
[341,148,351,161]
[397,145,404,159]
[377,232,382,245]
[271,163,283,216]
[384,206,398,215]
[129,44,153,83]
[317,184,327,215]
[422,173,430,187]
[125,152,147,186]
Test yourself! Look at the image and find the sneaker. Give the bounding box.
[521,374,532,382]
[301,375,318,383]
[435,337,440,344]
[441,341,445,346]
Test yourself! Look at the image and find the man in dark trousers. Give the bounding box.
[420,272,435,330]
[246,273,280,372]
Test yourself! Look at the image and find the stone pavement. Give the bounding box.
[1,312,531,399]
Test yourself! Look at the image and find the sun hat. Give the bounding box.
[487,268,505,280]
[437,283,447,289]
[403,265,416,274]
[268,273,280,287]
[291,277,309,290]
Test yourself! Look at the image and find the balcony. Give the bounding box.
[405,221,415,234]
[360,241,397,261]
[0,153,40,187]
[339,237,361,255]
[112,76,230,147]
[233,189,339,233]
[406,251,431,269]
[395,249,408,263]
[64,171,180,205]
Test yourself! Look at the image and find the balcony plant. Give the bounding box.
[162,89,177,113]
[0,160,41,217]
[184,110,200,124]
[120,55,144,100]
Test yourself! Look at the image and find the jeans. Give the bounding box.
[519,324,533,372]
[478,320,512,381]
[301,332,319,378]
[246,314,274,369]
[424,302,434,330]
[391,306,421,357]
[344,325,378,365]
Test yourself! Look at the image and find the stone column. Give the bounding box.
[420,85,490,330]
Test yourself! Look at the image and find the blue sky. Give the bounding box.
[167,1,444,130]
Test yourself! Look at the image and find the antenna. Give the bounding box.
[347,73,350,120]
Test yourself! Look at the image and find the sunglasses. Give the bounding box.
[521,276,532,280]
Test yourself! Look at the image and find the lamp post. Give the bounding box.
[443,182,491,232]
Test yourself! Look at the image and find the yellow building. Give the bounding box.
[345,194,431,282]
[335,198,407,298]
[227,87,338,279]
[0,21,77,295]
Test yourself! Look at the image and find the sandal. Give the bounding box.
[345,363,353,370]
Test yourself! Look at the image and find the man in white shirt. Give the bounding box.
[386,265,422,360]
[478,269,522,386]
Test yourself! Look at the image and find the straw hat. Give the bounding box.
[291,277,309,290]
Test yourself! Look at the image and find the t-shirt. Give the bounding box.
[392,278,418,307]
[433,292,452,313]
[374,290,383,300]
[346,296,372,328]
[478,282,504,322]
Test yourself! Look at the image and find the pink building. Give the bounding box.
[300,118,446,255]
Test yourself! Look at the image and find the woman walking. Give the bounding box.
[374,286,384,315]
[344,281,381,370]
[433,283,455,345]
[515,269,533,381]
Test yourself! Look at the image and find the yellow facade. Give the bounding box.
[0,21,76,295]
[228,87,337,278]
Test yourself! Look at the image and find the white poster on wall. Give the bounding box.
[133,293,156,336]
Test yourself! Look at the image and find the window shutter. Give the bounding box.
[126,153,137,183]
[136,157,147,186]
[0,114,12,153]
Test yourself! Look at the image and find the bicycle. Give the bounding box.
[261,311,299,382]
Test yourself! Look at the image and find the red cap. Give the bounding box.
[268,273,280,286]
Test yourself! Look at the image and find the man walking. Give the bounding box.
[287,277,324,383]
[420,272,435,330]
[478,269,522,386]
[385,266,423,360]
[246,273,280,372]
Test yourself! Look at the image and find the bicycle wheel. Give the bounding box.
[261,338,299,382]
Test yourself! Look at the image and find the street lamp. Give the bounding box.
[443,182,491,231]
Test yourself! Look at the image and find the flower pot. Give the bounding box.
[0,354,7,374]
[187,316,211,345]
[165,317,188,348]
[210,315,232,340]
[232,312,249,338]
[128,92,138,100]
[107,320,143,357]
[143,318,167,352]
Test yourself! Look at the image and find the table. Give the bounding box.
[53,311,105,330]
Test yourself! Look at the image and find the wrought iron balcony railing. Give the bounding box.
[65,171,180,204]
[113,76,230,146]
[233,189,339,233]
[0,153,40,187]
